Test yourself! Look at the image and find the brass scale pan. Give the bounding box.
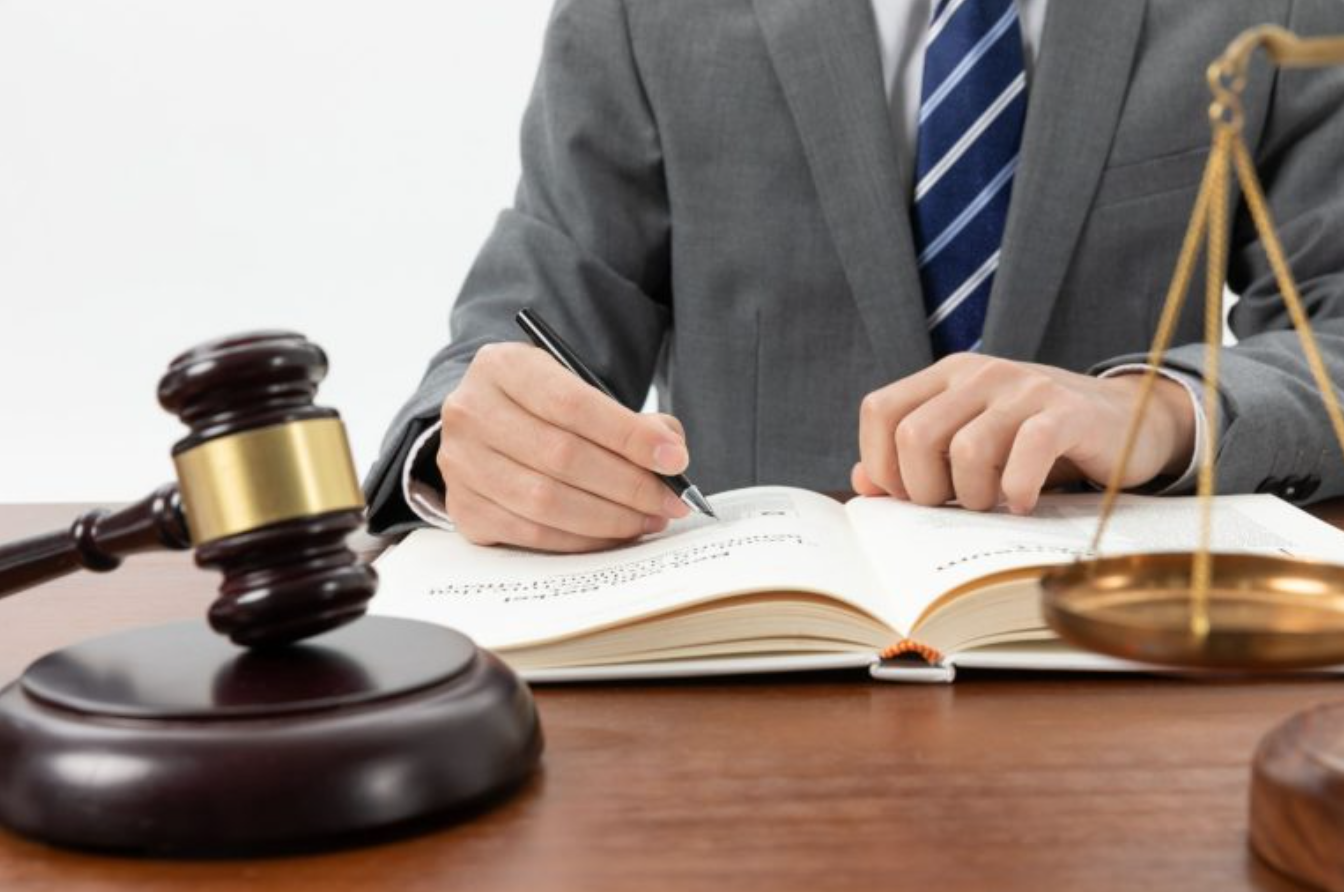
[1040,26,1344,671]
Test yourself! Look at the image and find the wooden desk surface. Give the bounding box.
[3,502,1343,892]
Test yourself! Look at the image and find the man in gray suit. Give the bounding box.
[365,0,1344,552]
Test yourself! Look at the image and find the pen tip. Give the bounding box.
[683,486,717,519]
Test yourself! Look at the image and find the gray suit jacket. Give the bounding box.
[365,0,1344,533]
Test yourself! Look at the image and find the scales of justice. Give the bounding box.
[1038,25,1344,892]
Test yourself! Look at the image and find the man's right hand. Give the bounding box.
[437,342,692,553]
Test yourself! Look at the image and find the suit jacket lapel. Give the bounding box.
[981,0,1148,359]
[754,0,933,378]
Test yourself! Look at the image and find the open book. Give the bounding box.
[370,487,1344,682]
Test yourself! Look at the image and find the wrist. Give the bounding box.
[1134,373,1198,478]
[1152,375,1197,476]
[1104,373,1197,479]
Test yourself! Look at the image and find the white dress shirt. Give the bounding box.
[401,0,1202,528]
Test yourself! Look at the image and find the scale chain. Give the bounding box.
[1089,25,1344,643]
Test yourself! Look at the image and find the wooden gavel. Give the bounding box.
[0,331,377,647]
[0,331,543,855]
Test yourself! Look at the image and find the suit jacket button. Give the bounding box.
[1293,475,1321,502]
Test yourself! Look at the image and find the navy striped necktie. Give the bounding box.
[912,0,1027,357]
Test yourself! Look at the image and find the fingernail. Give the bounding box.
[643,515,668,534]
[653,442,688,474]
[662,493,690,518]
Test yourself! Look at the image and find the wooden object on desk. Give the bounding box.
[156,331,376,646]
[1251,705,1344,892]
[0,332,378,646]
[0,332,542,854]
[2,500,1344,891]
[0,616,541,854]
[1243,487,1344,892]
[0,485,190,598]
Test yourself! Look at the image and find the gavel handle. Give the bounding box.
[0,484,192,599]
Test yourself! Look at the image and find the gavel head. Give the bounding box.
[157,331,377,648]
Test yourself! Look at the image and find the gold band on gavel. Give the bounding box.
[173,418,365,545]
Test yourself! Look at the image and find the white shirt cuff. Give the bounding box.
[401,420,456,530]
[1096,364,1207,495]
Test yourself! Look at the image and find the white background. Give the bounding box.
[0,1,555,501]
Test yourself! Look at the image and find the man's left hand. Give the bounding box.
[853,354,1197,514]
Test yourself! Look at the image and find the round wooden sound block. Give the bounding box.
[1251,702,1344,891]
[0,617,542,855]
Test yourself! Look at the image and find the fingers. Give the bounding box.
[439,343,697,552]
[851,462,885,496]
[858,372,948,498]
[441,434,665,539]
[1000,409,1081,514]
[893,388,989,506]
[855,356,1100,513]
[445,481,632,554]
[473,395,688,520]
[485,345,689,476]
[946,406,1020,511]
[653,413,685,440]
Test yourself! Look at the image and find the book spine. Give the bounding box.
[880,639,945,666]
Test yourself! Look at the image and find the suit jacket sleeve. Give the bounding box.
[362,0,672,534]
[1095,0,1344,504]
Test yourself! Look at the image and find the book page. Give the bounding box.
[845,492,1344,635]
[371,486,888,650]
